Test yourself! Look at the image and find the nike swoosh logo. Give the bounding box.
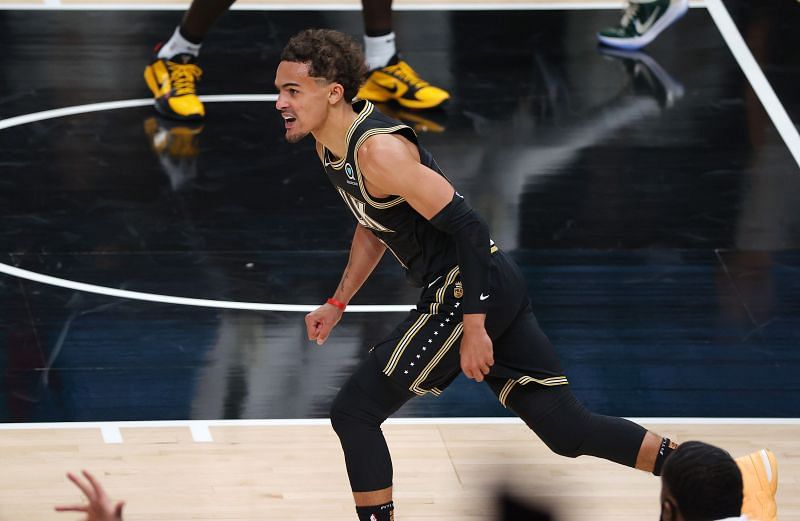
[634,6,661,34]
[479,293,490,301]
[379,83,399,94]
[427,275,443,288]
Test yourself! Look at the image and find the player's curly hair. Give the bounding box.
[281,29,368,103]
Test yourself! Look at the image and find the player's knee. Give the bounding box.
[329,387,358,438]
[541,434,583,459]
[509,386,591,459]
[329,380,380,441]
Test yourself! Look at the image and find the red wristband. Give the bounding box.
[326,297,347,311]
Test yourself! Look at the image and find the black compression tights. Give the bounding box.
[329,356,413,492]
[501,381,647,467]
[330,357,647,493]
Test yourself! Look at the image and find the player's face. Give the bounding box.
[658,486,681,521]
[275,61,332,143]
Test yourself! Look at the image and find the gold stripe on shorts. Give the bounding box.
[382,313,431,376]
[498,375,569,407]
[498,379,518,407]
[384,266,460,376]
[410,322,464,395]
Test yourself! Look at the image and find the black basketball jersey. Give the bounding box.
[321,100,458,287]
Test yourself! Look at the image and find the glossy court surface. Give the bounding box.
[1,1,799,424]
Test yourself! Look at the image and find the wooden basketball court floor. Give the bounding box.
[1,0,799,519]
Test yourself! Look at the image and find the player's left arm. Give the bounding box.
[358,134,494,382]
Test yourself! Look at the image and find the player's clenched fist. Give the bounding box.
[305,302,344,345]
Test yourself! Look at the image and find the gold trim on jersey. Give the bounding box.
[324,101,375,170]
[375,236,407,269]
[353,126,410,209]
[498,375,570,407]
[410,322,464,396]
[336,187,394,233]
[383,267,459,376]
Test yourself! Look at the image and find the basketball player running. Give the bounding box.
[274,29,776,521]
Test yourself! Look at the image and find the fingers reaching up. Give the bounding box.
[55,470,124,521]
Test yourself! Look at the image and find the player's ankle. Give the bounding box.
[356,501,394,520]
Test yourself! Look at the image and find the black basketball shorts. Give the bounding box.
[370,250,568,404]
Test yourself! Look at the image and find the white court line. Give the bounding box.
[706,0,800,169]
[190,424,214,442]
[0,263,414,312]
[0,1,707,10]
[0,95,276,130]
[100,425,123,443]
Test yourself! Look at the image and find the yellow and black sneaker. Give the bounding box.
[358,56,449,110]
[143,47,205,121]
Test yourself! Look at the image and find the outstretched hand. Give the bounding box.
[55,470,124,521]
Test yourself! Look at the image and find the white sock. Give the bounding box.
[158,26,202,59]
[363,32,396,70]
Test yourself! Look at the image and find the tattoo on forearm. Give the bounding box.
[338,270,349,294]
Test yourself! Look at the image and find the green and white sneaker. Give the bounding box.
[598,0,689,50]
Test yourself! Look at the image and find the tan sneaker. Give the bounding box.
[736,449,778,521]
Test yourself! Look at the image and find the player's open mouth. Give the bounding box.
[281,113,297,129]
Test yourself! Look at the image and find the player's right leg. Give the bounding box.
[330,266,469,520]
[144,0,235,120]
[329,354,414,521]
